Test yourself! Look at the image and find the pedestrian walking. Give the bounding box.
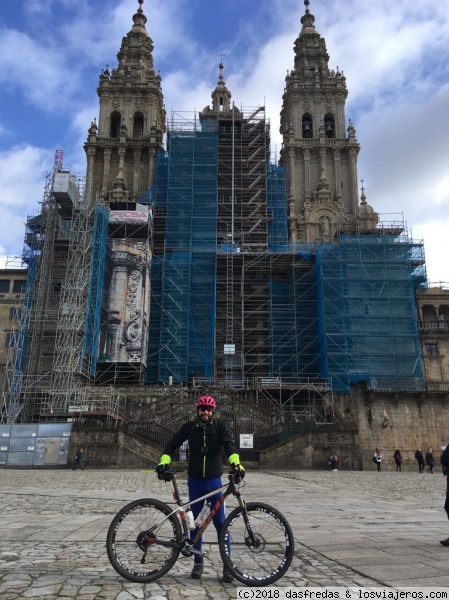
[393,449,402,472]
[426,448,435,474]
[373,448,382,472]
[415,448,425,473]
[72,447,84,470]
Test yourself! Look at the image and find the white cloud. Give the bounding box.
[0,145,54,260]
[357,82,449,259]
[60,0,194,69]
[0,28,80,113]
[67,103,101,176]
[23,0,74,17]
[414,221,449,284]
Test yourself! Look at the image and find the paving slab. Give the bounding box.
[0,468,447,598]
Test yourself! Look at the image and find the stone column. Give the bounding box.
[102,148,112,199]
[148,148,156,188]
[333,149,341,198]
[86,148,96,198]
[133,149,142,197]
[288,148,295,203]
[349,148,359,212]
[303,148,311,196]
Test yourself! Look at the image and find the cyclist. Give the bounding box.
[156,395,244,583]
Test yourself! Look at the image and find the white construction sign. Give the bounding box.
[239,434,254,449]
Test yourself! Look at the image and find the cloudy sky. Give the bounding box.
[0,0,448,283]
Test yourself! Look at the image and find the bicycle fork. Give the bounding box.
[235,493,260,549]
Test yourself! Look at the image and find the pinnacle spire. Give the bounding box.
[218,62,225,85]
[132,0,147,31]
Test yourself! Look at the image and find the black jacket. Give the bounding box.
[163,418,237,479]
[441,446,449,466]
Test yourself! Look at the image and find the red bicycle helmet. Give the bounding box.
[196,395,217,409]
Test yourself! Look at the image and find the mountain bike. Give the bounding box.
[106,468,294,586]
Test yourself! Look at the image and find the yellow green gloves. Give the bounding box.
[156,454,171,480]
[229,453,245,478]
[159,454,171,465]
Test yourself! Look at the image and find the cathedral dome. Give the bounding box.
[357,187,379,229]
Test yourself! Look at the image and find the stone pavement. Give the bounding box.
[0,467,448,599]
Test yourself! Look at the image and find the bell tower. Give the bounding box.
[84,0,166,203]
[280,0,375,242]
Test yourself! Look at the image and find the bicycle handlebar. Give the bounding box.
[157,465,244,484]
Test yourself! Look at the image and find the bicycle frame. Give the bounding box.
[143,471,248,551]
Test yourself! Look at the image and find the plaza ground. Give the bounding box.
[0,468,448,599]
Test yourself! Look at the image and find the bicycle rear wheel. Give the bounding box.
[219,501,294,586]
[107,498,182,583]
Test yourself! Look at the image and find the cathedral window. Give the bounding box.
[302,115,313,138]
[133,112,144,138]
[425,343,439,356]
[0,279,10,293]
[110,112,121,138]
[324,115,335,138]
[13,280,26,293]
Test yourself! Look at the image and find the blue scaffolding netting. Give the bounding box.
[154,121,218,383]
[316,235,425,392]
[143,120,427,393]
[267,163,287,247]
[82,204,108,377]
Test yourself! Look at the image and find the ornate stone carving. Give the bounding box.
[101,240,151,366]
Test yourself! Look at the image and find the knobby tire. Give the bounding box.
[106,498,182,583]
[219,501,294,586]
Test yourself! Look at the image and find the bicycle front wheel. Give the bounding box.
[107,498,182,583]
[219,502,294,586]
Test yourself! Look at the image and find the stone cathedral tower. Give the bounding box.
[84,0,166,203]
[280,0,378,243]
[82,0,166,383]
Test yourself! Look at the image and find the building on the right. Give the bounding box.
[415,285,449,390]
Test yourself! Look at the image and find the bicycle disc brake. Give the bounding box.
[245,534,263,550]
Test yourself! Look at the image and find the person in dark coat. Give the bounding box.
[439,445,449,546]
[415,448,425,473]
[72,447,84,470]
[393,449,402,472]
[327,455,339,471]
[426,448,435,474]
[156,395,243,583]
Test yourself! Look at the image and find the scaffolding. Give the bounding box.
[316,229,426,392]
[1,155,81,422]
[94,199,152,386]
[215,106,271,383]
[81,204,108,378]
[267,163,287,247]
[154,114,218,383]
[144,108,335,416]
[146,150,167,383]
[47,165,95,413]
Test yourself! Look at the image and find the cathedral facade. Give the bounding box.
[3,0,448,470]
